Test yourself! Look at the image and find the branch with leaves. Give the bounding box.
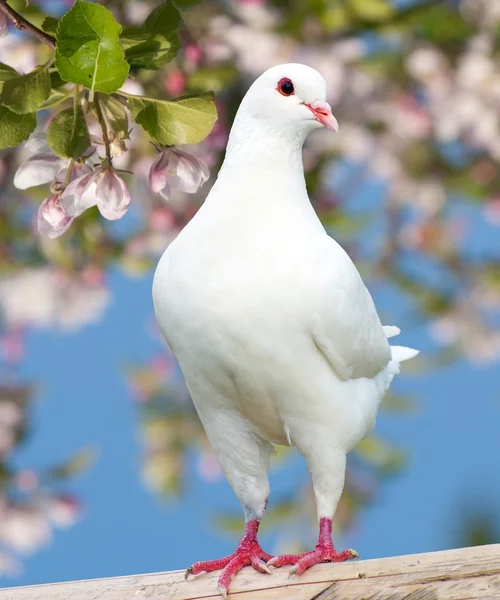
[0,0,217,238]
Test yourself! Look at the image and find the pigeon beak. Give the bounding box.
[305,100,339,131]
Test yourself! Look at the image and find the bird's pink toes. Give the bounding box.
[185,555,233,579]
[217,543,273,597]
[186,543,273,597]
[268,546,358,576]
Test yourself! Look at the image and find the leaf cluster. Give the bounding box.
[0,0,217,155]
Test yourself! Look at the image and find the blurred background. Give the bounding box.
[0,0,499,588]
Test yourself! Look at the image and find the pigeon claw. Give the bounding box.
[187,541,273,598]
[269,545,358,576]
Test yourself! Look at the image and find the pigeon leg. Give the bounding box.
[267,517,358,574]
[186,519,273,598]
[268,443,357,575]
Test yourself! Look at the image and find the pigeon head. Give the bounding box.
[236,63,338,137]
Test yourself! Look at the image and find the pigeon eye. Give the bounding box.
[278,78,294,96]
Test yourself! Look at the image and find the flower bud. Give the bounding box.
[95,168,131,220]
[60,172,96,217]
[148,148,209,200]
[37,195,73,239]
[14,155,62,190]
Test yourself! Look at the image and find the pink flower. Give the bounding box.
[184,44,202,67]
[0,329,24,364]
[484,197,500,226]
[37,195,73,239]
[95,168,131,220]
[148,206,175,231]
[60,172,96,217]
[14,154,62,190]
[148,148,209,200]
[14,133,94,190]
[165,69,186,97]
[197,449,223,483]
[45,495,81,528]
[61,167,131,220]
[15,470,39,493]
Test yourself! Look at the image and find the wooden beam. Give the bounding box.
[3,544,500,600]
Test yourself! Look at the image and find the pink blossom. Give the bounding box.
[37,195,73,239]
[148,148,209,200]
[165,69,186,97]
[14,154,62,190]
[95,168,131,220]
[184,44,202,67]
[14,133,94,190]
[0,551,21,577]
[45,495,81,528]
[15,470,39,493]
[0,402,22,428]
[148,206,175,231]
[81,265,105,286]
[0,506,52,553]
[0,330,24,364]
[484,197,500,226]
[197,449,223,483]
[60,172,96,217]
[61,168,131,220]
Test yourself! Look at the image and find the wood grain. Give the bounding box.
[2,544,499,600]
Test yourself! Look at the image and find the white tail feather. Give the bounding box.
[383,325,401,339]
[391,345,419,363]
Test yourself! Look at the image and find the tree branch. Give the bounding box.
[0,0,56,49]
[94,95,113,164]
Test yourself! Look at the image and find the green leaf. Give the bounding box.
[39,88,73,110]
[347,0,394,21]
[127,92,217,145]
[100,94,128,134]
[0,63,19,94]
[188,66,238,92]
[46,105,91,159]
[41,16,58,34]
[388,4,473,44]
[0,63,18,82]
[121,29,180,70]
[55,0,129,94]
[38,70,73,110]
[144,1,182,33]
[50,69,67,90]
[320,6,351,34]
[173,0,199,9]
[0,107,36,149]
[48,446,96,479]
[120,27,180,70]
[120,2,181,70]
[0,66,51,114]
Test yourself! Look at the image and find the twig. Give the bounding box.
[94,95,112,163]
[0,0,56,48]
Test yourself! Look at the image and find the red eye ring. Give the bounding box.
[277,77,294,96]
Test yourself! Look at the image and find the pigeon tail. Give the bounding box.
[390,345,420,364]
[382,325,419,376]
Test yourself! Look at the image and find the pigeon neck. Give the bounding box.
[217,115,307,190]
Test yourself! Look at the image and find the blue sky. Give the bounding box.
[3,250,499,588]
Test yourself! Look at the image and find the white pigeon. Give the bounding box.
[153,63,418,597]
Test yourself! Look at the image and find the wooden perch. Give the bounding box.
[3,543,500,599]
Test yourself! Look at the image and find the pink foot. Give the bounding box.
[267,518,358,576]
[185,520,273,598]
